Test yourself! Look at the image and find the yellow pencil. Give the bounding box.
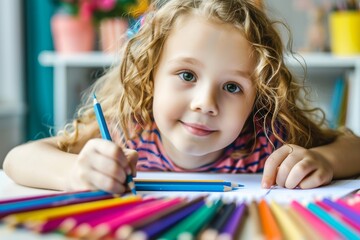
[269,200,305,240]
[286,207,321,240]
[4,195,141,226]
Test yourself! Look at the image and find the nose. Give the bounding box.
[190,85,219,116]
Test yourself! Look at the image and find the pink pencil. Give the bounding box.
[67,198,157,237]
[34,198,148,233]
[69,199,172,237]
[91,197,184,239]
[337,195,360,213]
[290,201,341,240]
[317,200,360,232]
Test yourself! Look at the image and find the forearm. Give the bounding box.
[310,132,360,179]
[3,138,78,191]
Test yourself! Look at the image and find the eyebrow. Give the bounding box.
[227,69,252,80]
[167,57,204,68]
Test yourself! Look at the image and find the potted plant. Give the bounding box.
[51,0,96,53]
[51,0,149,53]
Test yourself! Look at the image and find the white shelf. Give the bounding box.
[38,51,360,135]
[39,51,118,67]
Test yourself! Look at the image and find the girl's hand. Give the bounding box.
[66,138,138,193]
[261,144,333,189]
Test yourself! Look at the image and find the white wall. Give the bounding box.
[0,1,26,167]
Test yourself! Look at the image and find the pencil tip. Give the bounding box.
[93,92,97,99]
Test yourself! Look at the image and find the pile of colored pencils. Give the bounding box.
[0,189,359,239]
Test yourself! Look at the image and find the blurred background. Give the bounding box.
[1,0,359,167]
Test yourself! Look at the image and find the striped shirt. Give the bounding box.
[126,120,286,173]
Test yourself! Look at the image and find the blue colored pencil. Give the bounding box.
[307,202,360,239]
[93,93,136,195]
[0,190,111,213]
[134,179,244,187]
[135,183,232,192]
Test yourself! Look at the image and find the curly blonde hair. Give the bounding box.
[58,0,339,152]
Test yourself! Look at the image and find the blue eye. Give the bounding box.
[179,72,195,82]
[223,83,241,93]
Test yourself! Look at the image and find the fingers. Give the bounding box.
[90,139,128,169]
[85,169,126,193]
[78,139,138,193]
[262,145,292,188]
[296,167,333,189]
[124,149,138,177]
[284,160,317,188]
[262,144,334,189]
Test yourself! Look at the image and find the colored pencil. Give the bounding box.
[115,196,206,239]
[0,190,90,204]
[269,200,306,240]
[0,190,111,213]
[158,199,222,240]
[347,194,360,211]
[286,206,320,239]
[177,200,223,240]
[0,194,112,219]
[216,202,246,240]
[36,198,152,234]
[134,179,243,187]
[3,195,141,226]
[290,201,341,240]
[93,93,136,195]
[91,197,184,239]
[237,200,263,240]
[58,198,152,234]
[319,198,360,232]
[307,202,360,239]
[199,202,236,240]
[336,198,360,214]
[258,199,282,240]
[128,198,205,240]
[135,183,232,192]
[69,198,158,238]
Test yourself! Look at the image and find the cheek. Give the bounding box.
[221,102,253,136]
[152,82,181,122]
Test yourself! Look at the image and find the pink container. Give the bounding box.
[51,14,95,53]
[99,18,129,53]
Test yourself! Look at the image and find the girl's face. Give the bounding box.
[152,14,256,169]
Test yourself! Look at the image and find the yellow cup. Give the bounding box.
[329,12,360,55]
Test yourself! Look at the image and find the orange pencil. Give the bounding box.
[258,199,282,240]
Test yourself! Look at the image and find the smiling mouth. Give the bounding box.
[181,122,216,137]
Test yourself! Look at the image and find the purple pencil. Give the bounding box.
[217,202,246,240]
[0,190,90,204]
[128,200,205,240]
[322,198,360,231]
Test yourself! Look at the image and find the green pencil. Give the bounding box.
[158,199,223,240]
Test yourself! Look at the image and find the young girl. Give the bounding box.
[4,0,360,193]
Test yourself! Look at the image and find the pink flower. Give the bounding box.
[95,0,116,11]
[79,1,96,21]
